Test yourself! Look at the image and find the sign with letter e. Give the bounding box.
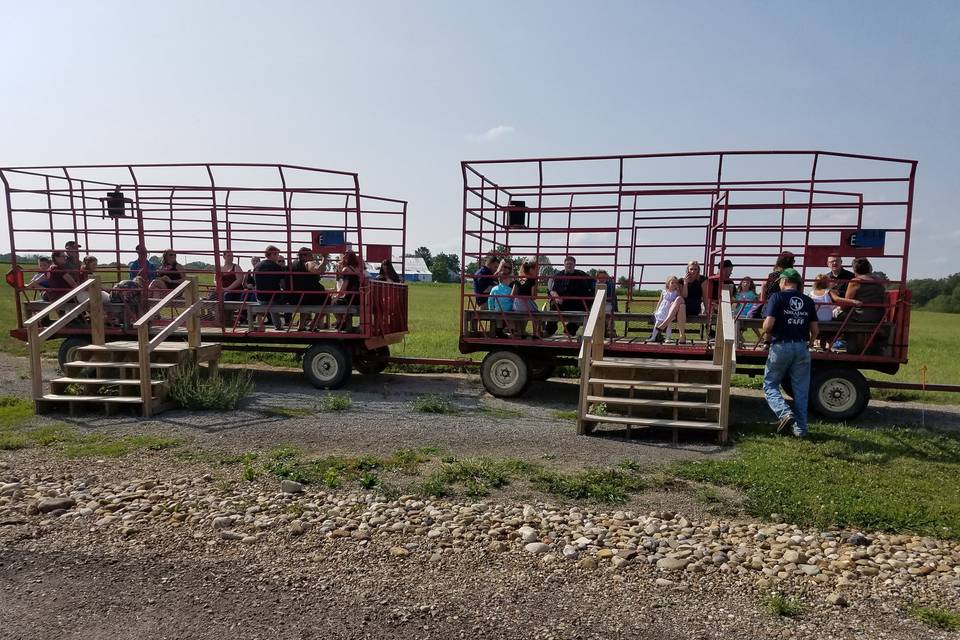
[312,230,347,253]
[841,229,886,256]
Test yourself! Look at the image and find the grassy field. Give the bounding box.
[2,277,957,401]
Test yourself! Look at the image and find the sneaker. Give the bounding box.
[776,413,796,435]
[792,429,807,439]
[832,339,846,351]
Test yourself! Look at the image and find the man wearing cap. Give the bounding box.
[761,267,819,438]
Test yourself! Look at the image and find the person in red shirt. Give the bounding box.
[45,250,80,301]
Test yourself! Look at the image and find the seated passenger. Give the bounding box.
[546,256,594,336]
[511,260,539,338]
[827,254,855,297]
[128,244,158,281]
[290,247,329,330]
[254,246,286,330]
[376,260,402,283]
[487,274,514,312]
[219,251,245,302]
[76,256,112,305]
[761,252,796,303]
[45,251,80,302]
[149,249,183,291]
[836,258,887,354]
[473,255,499,307]
[682,260,706,318]
[595,269,617,338]
[110,276,145,327]
[335,250,364,306]
[734,276,762,345]
[650,275,686,344]
[26,257,51,296]
[810,273,861,350]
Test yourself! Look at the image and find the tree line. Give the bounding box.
[907,273,960,313]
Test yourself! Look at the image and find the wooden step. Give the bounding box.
[40,394,145,404]
[52,377,164,386]
[582,414,723,431]
[64,361,177,370]
[588,378,720,390]
[77,341,210,353]
[586,396,721,410]
[593,357,722,372]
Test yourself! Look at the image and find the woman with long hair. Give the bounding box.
[377,260,402,283]
[150,249,183,291]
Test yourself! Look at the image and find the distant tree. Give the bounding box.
[414,246,433,267]
[430,253,459,283]
[465,261,479,276]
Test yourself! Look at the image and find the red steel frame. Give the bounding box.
[460,150,916,373]
[2,163,408,349]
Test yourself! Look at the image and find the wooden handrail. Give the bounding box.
[133,279,192,329]
[134,278,201,417]
[716,290,736,443]
[577,285,608,435]
[24,277,105,403]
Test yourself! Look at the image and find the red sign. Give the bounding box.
[365,244,392,262]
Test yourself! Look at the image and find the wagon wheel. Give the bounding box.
[303,343,352,389]
[355,346,390,375]
[810,368,870,422]
[480,351,530,398]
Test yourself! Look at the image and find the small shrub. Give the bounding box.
[318,393,351,412]
[418,475,448,497]
[908,606,960,631]
[0,432,30,450]
[168,364,253,410]
[532,467,645,503]
[359,472,379,489]
[590,402,608,416]
[322,467,342,488]
[242,461,259,482]
[412,394,458,414]
[763,593,804,618]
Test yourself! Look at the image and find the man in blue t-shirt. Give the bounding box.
[761,268,819,437]
[128,245,157,281]
[473,255,499,307]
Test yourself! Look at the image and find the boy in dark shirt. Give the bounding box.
[473,256,499,307]
[761,268,819,438]
[546,256,595,336]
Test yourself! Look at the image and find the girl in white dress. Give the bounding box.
[650,275,686,343]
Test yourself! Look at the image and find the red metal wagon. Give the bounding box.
[460,150,916,421]
[2,163,409,392]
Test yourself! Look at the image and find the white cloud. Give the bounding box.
[467,125,515,143]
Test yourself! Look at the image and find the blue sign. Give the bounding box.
[847,229,886,249]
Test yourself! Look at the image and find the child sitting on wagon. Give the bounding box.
[649,275,687,344]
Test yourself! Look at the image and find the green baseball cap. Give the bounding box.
[779,268,802,284]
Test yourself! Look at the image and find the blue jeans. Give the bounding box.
[763,341,811,436]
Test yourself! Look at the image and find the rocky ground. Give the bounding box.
[1,454,958,639]
[1,353,959,638]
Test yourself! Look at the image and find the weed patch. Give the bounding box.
[318,393,351,412]
[908,606,960,631]
[168,364,253,410]
[259,406,314,418]
[763,593,804,617]
[551,409,578,421]
[60,435,179,458]
[477,405,524,419]
[412,394,459,414]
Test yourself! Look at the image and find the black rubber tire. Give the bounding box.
[529,360,556,382]
[480,351,530,398]
[355,346,390,375]
[303,343,352,390]
[810,368,870,422]
[57,336,91,369]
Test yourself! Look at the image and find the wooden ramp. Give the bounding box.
[577,287,736,443]
[25,277,221,418]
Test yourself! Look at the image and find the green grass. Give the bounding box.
[60,434,180,458]
[674,422,960,538]
[0,396,181,456]
[552,409,578,421]
[477,405,525,419]
[908,606,960,631]
[763,593,804,618]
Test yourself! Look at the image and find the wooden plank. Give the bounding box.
[587,378,721,390]
[186,279,201,348]
[137,324,153,418]
[576,335,593,435]
[51,377,164,386]
[37,300,89,341]
[132,279,192,329]
[583,414,723,430]
[586,395,721,409]
[594,358,722,371]
[64,361,177,370]
[41,394,143,404]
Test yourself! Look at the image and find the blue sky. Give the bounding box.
[1,1,957,277]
